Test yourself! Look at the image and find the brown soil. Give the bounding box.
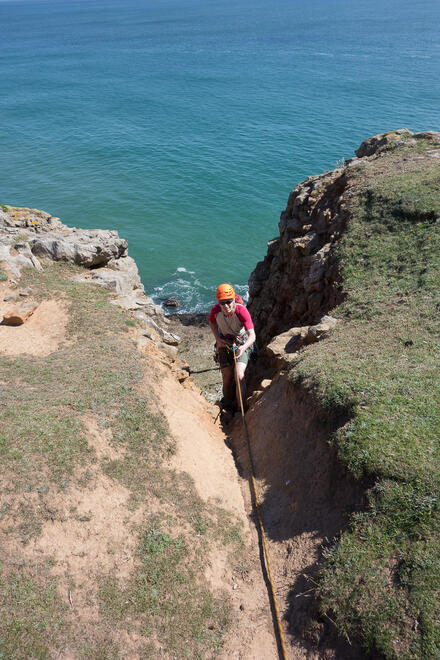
[0,285,69,356]
[0,285,277,657]
[148,357,278,658]
[227,373,366,658]
[1,411,149,657]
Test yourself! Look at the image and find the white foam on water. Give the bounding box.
[151,268,249,315]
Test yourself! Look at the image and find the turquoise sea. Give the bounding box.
[0,0,439,312]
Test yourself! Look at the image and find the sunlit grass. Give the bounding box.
[291,141,440,658]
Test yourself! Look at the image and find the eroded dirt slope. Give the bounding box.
[149,355,278,659]
[0,278,277,658]
[1,270,366,659]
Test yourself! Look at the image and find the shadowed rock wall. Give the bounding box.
[248,128,440,347]
[248,166,349,346]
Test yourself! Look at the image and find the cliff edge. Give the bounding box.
[248,128,439,346]
[240,129,440,658]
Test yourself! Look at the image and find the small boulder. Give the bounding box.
[157,342,178,361]
[305,315,339,344]
[162,331,181,346]
[139,329,155,342]
[266,326,308,357]
[2,302,39,326]
[247,390,263,407]
[163,298,180,308]
[264,327,307,367]
[18,288,32,297]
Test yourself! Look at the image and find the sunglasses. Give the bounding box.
[219,299,234,306]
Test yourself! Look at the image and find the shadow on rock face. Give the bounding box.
[168,312,209,328]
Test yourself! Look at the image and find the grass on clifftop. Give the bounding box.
[290,140,440,659]
[0,263,243,659]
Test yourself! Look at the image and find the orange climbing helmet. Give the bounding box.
[216,283,235,302]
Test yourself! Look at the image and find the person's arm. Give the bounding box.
[209,305,228,347]
[233,305,256,358]
[235,328,255,358]
[209,321,229,348]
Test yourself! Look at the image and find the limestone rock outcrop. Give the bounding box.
[355,128,440,158]
[248,166,347,345]
[31,229,128,268]
[248,129,440,347]
[0,205,179,350]
[0,206,128,268]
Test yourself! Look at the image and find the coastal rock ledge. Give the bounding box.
[0,206,180,350]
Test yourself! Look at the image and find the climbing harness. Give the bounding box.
[233,347,288,660]
[214,336,246,370]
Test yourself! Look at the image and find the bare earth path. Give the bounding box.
[146,352,278,659]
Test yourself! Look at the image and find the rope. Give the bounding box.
[233,348,288,660]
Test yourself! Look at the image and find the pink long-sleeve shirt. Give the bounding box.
[209,303,254,340]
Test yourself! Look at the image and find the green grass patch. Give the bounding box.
[0,561,66,659]
[99,522,230,658]
[75,639,123,660]
[289,142,440,657]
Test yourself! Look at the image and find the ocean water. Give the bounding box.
[0,0,439,312]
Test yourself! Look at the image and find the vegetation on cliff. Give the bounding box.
[290,135,440,658]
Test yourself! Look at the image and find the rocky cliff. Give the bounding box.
[248,129,440,347]
[1,128,439,659]
[0,205,184,364]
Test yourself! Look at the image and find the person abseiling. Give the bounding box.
[209,283,256,415]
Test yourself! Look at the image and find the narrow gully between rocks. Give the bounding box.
[169,313,368,659]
